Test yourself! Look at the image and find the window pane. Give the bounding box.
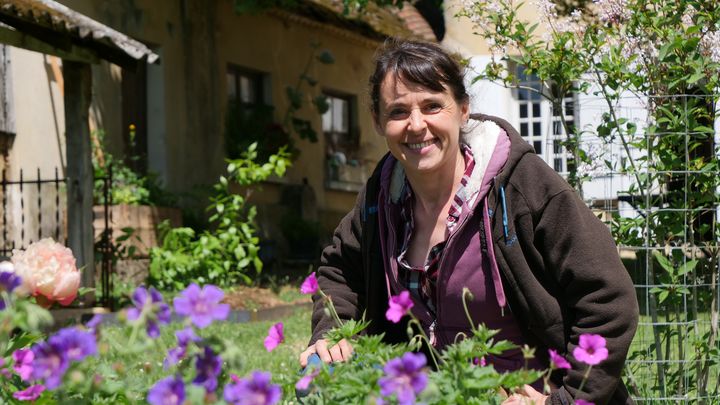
[553,121,562,135]
[532,103,540,117]
[227,73,237,100]
[520,123,528,137]
[533,141,542,154]
[322,101,332,132]
[239,76,254,104]
[554,140,562,154]
[565,100,574,116]
[554,158,563,172]
[519,104,528,118]
[332,98,348,133]
[533,122,541,136]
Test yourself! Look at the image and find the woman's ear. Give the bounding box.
[461,99,470,123]
[372,111,383,136]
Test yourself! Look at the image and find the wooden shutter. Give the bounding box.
[0,45,14,136]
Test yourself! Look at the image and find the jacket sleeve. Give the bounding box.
[536,189,638,405]
[308,186,367,346]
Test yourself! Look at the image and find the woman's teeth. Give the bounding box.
[407,140,434,150]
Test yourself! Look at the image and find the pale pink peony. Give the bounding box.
[11,238,80,306]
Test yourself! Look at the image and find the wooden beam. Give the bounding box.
[63,60,95,305]
[0,25,98,64]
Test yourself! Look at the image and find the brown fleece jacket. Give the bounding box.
[310,114,638,405]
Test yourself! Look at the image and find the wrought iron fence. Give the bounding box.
[0,167,115,308]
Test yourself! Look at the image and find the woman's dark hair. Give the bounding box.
[369,38,468,114]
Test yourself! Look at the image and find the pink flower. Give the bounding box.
[575,400,595,405]
[295,368,320,390]
[548,349,571,370]
[385,291,414,323]
[13,349,34,380]
[472,357,487,367]
[11,238,80,306]
[264,322,284,352]
[300,272,319,295]
[13,384,46,401]
[573,334,608,366]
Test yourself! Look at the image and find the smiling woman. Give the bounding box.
[302,39,638,405]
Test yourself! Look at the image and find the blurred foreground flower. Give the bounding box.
[12,384,46,401]
[11,238,80,306]
[147,375,185,405]
[223,371,281,405]
[378,352,428,405]
[300,272,318,295]
[29,327,97,389]
[126,286,171,338]
[0,265,21,310]
[386,291,414,323]
[173,283,230,328]
[548,349,571,370]
[264,322,284,352]
[193,346,222,392]
[573,334,608,366]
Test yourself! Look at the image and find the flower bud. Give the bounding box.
[70,370,84,384]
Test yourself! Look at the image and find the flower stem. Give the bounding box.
[408,317,441,370]
[319,290,343,327]
[461,288,476,333]
[577,365,593,392]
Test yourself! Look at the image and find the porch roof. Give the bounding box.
[0,0,159,68]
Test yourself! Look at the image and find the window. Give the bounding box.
[225,65,274,159]
[323,92,361,190]
[515,65,577,174]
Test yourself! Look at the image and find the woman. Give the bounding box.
[300,39,638,405]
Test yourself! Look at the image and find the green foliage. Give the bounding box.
[148,144,292,291]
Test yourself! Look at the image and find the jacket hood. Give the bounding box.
[469,113,535,187]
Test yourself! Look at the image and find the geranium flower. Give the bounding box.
[295,368,320,391]
[12,384,46,401]
[11,238,80,306]
[573,334,609,366]
[548,349,571,370]
[173,283,230,329]
[385,291,414,323]
[147,375,185,405]
[300,272,318,295]
[86,314,104,331]
[30,340,70,390]
[50,327,97,362]
[223,371,281,405]
[192,346,223,392]
[264,322,284,352]
[0,265,21,310]
[164,327,201,368]
[12,349,34,380]
[378,352,428,405]
[126,286,172,338]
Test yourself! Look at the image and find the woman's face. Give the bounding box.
[374,73,469,177]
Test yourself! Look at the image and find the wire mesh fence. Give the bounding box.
[572,93,720,403]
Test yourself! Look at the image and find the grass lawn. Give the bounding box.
[87,308,311,402]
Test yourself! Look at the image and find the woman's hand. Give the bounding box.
[299,338,354,367]
[501,385,548,405]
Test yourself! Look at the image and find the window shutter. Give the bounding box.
[0,45,15,136]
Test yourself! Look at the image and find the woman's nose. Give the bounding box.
[407,109,427,132]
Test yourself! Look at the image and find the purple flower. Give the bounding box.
[50,327,97,362]
[575,400,595,405]
[472,357,487,367]
[127,286,171,338]
[13,349,34,380]
[548,349,571,370]
[164,327,201,368]
[295,368,320,391]
[192,346,223,392]
[378,352,428,405]
[385,291,414,323]
[300,272,318,295]
[223,371,282,405]
[147,375,186,405]
[30,340,69,390]
[573,334,609,366]
[173,283,230,329]
[86,314,104,330]
[13,384,46,401]
[0,270,21,310]
[264,322,284,352]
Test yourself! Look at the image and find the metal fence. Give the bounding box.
[0,167,115,308]
[573,93,720,403]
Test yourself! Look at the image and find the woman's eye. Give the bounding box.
[388,109,409,119]
[424,103,442,113]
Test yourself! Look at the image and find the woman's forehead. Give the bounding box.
[380,73,447,101]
